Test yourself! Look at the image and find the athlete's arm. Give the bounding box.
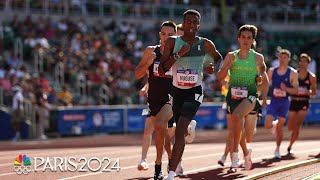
[217,52,234,82]
[255,53,269,108]
[135,46,156,79]
[267,67,274,83]
[265,67,274,105]
[281,70,299,94]
[204,39,223,73]
[139,83,149,97]
[309,72,317,96]
[158,37,175,76]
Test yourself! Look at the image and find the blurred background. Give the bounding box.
[0,0,320,140]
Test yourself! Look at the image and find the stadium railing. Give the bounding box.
[242,6,320,25]
[0,0,217,22]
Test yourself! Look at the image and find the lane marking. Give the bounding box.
[243,158,320,180]
[56,148,320,180]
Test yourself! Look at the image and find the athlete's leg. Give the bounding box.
[276,117,286,147]
[225,114,233,157]
[169,94,201,176]
[265,102,276,129]
[244,114,258,143]
[287,111,296,132]
[218,114,232,166]
[288,110,308,151]
[141,116,154,161]
[265,114,275,129]
[170,116,190,171]
[240,113,257,171]
[164,117,175,160]
[154,104,173,164]
[231,99,255,162]
[138,116,154,171]
[153,104,173,179]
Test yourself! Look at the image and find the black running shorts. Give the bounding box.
[172,86,203,123]
[289,100,309,112]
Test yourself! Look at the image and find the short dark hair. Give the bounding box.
[238,24,258,39]
[300,53,311,62]
[183,9,201,20]
[161,21,177,32]
[279,49,291,58]
[177,24,183,31]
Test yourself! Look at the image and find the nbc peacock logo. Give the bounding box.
[13,154,32,175]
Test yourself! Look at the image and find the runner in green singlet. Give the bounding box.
[217,24,269,172]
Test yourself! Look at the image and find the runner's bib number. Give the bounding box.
[153,62,172,77]
[273,88,286,98]
[177,69,199,87]
[231,87,248,100]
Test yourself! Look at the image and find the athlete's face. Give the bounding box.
[177,29,184,36]
[299,57,309,70]
[278,53,290,66]
[159,26,176,47]
[238,30,254,49]
[183,14,200,35]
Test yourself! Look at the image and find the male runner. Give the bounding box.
[264,49,299,159]
[217,24,269,171]
[287,53,317,154]
[158,10,223,180]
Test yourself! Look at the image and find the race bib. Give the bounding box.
[297,87,308,96]
[273,88,286,98]
[177,69,199,87]
[231,87,248,100]
[153,62,172,77]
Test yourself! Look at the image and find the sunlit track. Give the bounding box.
[0,141,316,167]
[0,140,319,180]
[0,142,276,167]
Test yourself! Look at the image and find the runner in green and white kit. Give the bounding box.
[218,25,269,172]
[158,10,223,180]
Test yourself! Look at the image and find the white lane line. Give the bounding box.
[183,148,320,175]
[56,147,320,180]
[0,147,137,160]
[0,146,223,167]
[0,172,15,177]
[1,142,319,178]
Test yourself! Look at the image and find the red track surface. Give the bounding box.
[0,127,319,180]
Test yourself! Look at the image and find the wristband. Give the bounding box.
[173,53,180,60]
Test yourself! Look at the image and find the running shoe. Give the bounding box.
[218,155,226,167]
[185,120,197,143]
[274,148,281,159]
[244,148,253,170]
[175,161,184,176]
[231,152,241,168]
[137,160,148,171]
[154,164,163,180]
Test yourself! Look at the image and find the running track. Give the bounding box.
[0,129,319,180]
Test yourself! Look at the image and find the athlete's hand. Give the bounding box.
[225,55,235,70]
[205,63,214,74]
[262,99,267,109]
[256,74,262,85]
[146,52,156,66]
[139,88,147,97]
[178,44,191,57]
[280,82,287,91]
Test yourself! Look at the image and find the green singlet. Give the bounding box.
[172,36,213,89]
[226,49,261,113]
